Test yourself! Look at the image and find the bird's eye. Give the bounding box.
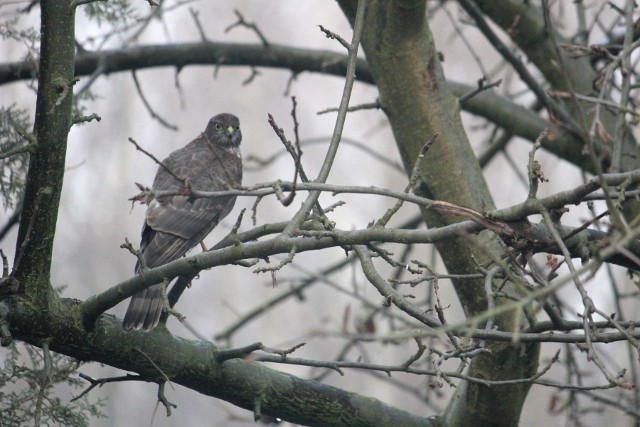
[214,123,222,131]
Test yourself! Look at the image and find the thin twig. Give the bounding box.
[317,101,381,115]
[131,71,178,131]
[225,9,269,47]
[318,25,350,50]
[459,78,502,104]
[280,0,367,238]
[375,134,438,228]
[127,137,186,186]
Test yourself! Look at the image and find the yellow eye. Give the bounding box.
[214,123,222,131]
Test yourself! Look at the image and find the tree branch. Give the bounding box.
[13,0,76,305]
[0,41,600,171]
[7,301,435,427]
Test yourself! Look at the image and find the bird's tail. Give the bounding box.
[122,283,164,331]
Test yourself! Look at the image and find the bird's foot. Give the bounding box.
[161,284,186,323]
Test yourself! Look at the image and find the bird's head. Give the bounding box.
[204,113,242,148]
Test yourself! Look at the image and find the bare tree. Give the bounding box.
[1,1,640,426]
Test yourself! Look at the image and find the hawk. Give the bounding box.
[123,113,242,331]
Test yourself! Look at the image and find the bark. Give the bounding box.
[338,1,539,425]
[8,298,435,427]
[13,1,76,308]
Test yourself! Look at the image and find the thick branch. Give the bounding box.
[338,1,538,425]
[7,300,434,427]
[84,215,640,325]
[0,41,594,171]
[13,1,76,304]
[0,41,372,86]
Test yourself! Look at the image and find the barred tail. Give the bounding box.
[122,283,164,331]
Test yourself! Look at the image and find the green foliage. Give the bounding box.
[82,0,134,27]
[0,343,105,427]
[0,106,31,209]
[0,17,39,45]
[0,16,40,67]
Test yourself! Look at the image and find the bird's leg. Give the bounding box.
[160,279,186,323]
[199,241,212,273]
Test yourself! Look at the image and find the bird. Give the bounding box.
[123,113,242,331]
